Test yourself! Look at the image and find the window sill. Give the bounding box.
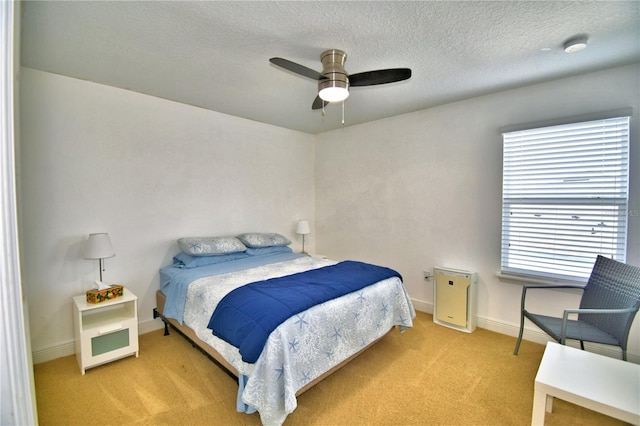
[495,271,587,287]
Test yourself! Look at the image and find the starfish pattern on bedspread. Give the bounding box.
[288,338,299,352]
[293,313,308,330]
[274,366,284,380]
[380,302,389,315]
[299,371,312,386]
[331,326,342,341]
[397,314,408,326]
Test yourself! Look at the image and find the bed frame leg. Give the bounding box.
[153,307,171,336]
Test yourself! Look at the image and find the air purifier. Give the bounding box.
[433,267,477,333]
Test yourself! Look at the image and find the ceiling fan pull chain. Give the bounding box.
[321,101,326,116]
[341,101,345,125]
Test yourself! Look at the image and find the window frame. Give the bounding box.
[500,114,630,282]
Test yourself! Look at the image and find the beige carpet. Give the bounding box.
[34,312,626,425]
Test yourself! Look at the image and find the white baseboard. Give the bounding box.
[139,317,165,334]
[410,298,432,314]
[32,301,638,365]
[31,340,75,365]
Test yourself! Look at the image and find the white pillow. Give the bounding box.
[236,233,291,248]
[178,236,247,256]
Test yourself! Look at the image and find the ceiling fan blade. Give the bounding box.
[349,68,412,87]
[312,95,327,110]
[270,57,326,81]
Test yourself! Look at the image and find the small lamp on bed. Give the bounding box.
[84,233,115,288]
[296,220,310,255]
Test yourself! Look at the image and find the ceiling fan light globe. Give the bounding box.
[319,87,349,103]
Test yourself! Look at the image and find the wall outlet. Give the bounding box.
[423,269,433,280]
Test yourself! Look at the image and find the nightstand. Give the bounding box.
[72,287,139,374]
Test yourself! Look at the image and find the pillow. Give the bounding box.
[173,251,249,268]
[177,236,247,256]
[245,246,293,256]
[236,232,291,248]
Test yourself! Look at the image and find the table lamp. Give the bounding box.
[84,233,115,287]
[296,220,310,254]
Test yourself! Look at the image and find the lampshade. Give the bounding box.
[84,233,115,260]
[296,220,310,235]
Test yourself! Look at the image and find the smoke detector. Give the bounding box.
[563,36,588,53]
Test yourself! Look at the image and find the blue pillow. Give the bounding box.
[177,236,247,256]
[245,246,293,256]
[173,251,249,269]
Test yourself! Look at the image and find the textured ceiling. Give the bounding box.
[20,1,640,134]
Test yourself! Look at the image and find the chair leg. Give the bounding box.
[580,341,584,350]
[514,314,525,355]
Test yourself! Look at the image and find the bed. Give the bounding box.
[155,233,415,426]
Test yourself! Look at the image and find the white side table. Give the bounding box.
[532,341,640,425]
[73,287,139,374]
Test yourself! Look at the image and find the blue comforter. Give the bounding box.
[207,260,402,363]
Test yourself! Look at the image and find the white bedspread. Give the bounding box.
[182,255,415,425]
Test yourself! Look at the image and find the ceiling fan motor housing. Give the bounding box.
[318,49,349,99]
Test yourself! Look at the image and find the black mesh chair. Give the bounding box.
[514,255,640,361]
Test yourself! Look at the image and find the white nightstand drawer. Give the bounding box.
[82,328,137,369]
[92,328,129,355]
[81,316,137,356]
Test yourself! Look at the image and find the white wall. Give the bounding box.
[315,64,640,359]
[19,68,316,362]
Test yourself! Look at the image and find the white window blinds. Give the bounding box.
[501,116,630,280]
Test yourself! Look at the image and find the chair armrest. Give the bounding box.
[523,284,585,290]
[560,307,639,344]
[563,307,638,316]
[520,284,585,313]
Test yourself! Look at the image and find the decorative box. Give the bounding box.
[86,284,124,304]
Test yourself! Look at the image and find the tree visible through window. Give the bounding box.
[501,116,630,280]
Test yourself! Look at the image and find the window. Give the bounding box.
[501,116,630,280]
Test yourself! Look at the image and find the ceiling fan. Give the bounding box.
[269,49,411,110]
